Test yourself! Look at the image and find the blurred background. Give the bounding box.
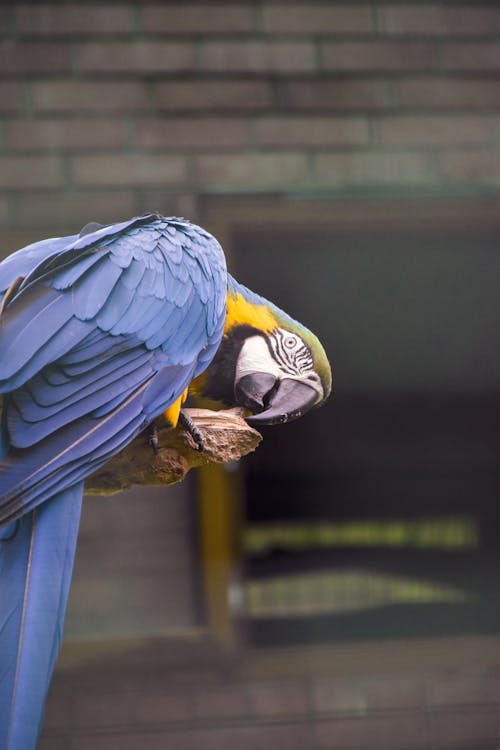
[1,2,500,748]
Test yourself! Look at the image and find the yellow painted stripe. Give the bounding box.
[197,463,242,645]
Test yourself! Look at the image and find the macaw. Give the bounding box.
[0,213,331,749]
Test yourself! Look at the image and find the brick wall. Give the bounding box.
[1,2,500,234]
[40,646,500,750]
[65,483,201,642]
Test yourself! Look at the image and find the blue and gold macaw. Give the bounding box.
[0,214,331,748]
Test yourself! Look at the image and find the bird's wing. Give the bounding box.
[0,214,227,524]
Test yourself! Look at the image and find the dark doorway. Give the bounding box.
[222,199,500,646]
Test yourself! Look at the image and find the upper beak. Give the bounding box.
[235,373,319,426]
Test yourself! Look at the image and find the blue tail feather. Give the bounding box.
[0,484,83,750]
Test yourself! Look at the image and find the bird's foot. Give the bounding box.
[179,409,204,452]
[148,422,160,455]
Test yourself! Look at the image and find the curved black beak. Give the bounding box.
[236,374,318,426]
[234,372,277,414]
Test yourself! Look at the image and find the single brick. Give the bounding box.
[68,731,191,750]
[103,489,190,536]
[377,115,491,145]
[262,4,374,33]
[141,5,254,34]
[65,576,123,617]
[314,151,437,187]
[0,8,10,34]
[0,156,62,188]
[0,42,71,75]
[0,82,23,112]
[200,41,316,74]
[16,4,133,34]
[37,738,67,750]
[122,571,195,611]
[321,41,438,72]
[0,195,9,227]
[395,78,500,111]
[429,708,500,746]
[442,150,500,185]
[135,117,251,150]
[365,676,425,710]
[256,116,369,147]
[134,690,189,724]
[32,81,150,111]
[154,80,273,112]
[14,190,136,228]
[78,42,195,74]
[443,42,500,71]
[382,5,500,36]
[313,679,367,714]
[193,725,309,750]
[74,532,191,576]
[194,685,249,718]
[195,152,309,189]
[315,715,428,750]
[277,80,390,112]
[72,690,135,728]
[247,681,308,716]
[484,671,500,704]
[71,154,187,188]
[6,119,127,151]
[426,673,489,706]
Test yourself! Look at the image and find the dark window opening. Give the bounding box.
[227,211,500,647]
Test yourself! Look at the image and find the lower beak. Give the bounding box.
[236,374,318,426]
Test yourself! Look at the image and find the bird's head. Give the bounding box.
[191,275,332,425]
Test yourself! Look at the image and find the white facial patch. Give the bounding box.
[236,335,282,381]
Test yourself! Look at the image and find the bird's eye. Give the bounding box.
[284,336,297,349]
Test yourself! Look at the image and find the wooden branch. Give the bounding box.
[85,408,262,496]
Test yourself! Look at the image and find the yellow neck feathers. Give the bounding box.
[224,292,277,335]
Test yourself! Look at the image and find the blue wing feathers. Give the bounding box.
[47,249,106,291]
[61,213,158,254]
[138,300,176,345]
[0,313,93,392]
[8,359,153,447]
[1,385,151,523]
[37,348,150,405]
[108,295,160,336]
[0,214,227,520]
[0,290,71,379]
[60,330,136,369]
[95,279,138,331]
[120,257,146,290]
[72,258,123,320]
[146,303,191,352]
[0,236,79,295]
[163,294,206,357]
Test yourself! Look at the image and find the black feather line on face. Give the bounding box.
[201,324,264,406]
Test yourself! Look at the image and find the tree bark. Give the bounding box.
[85,408,262,496]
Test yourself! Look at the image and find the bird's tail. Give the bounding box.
[0,481,83,749]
